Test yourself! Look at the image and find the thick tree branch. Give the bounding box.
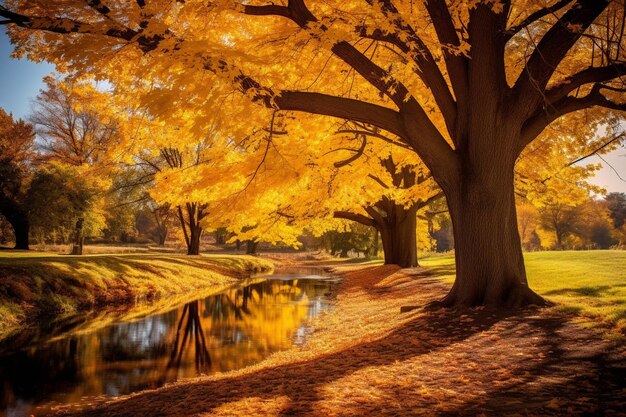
[0,5,163,53]
[359,1,458,140]
[240,0,457,177]
[424,0,469,117]
[520,84,626,149]
[274,91,404,138]
[333,210,376,227]
[364,205,386,226]
[545,63,626,103]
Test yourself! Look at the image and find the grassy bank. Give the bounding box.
[0,251,273,340]
[421,250,626,332]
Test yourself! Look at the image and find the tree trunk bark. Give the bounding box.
[378,205,418,268]
[245,240,258,255]
[440,172,546,308]
[158,226,167,246]
[187,225,202,255]
[70,218,84,255]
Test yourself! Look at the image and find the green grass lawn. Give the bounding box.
[0,251,273,341]
[421,250,626,332]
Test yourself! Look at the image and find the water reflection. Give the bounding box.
[0,271,337,417]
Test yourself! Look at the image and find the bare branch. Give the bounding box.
[423,0,469,118]
[567,132,625,166]
[505,0,574,42]
[334,135,367,168]
[513,0,611,111]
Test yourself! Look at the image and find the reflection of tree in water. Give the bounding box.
[0,276,336,415]
[165,301,212,375]
[206,284,255,321]
[162,281,280,379]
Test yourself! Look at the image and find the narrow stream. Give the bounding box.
[0,267,338,417]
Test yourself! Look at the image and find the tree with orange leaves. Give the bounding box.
[2,0,624,306]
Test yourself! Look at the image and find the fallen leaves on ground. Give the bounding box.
[54,263,626,417]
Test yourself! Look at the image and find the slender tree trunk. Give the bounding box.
[188,225,202,255]
[158,226,167,246]
[215,229,226,245]
[378,204,418,268]
[70,218,84,255]
[177,203,204,255]
[177,205,190,250]
[439,168,545,307]
[153,209,168,246]
[368,229,379,258]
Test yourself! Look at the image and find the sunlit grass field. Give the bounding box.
[421,250,626,332]
[0,251,273,340]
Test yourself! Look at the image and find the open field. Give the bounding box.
[0,251,273,341]
[420,250,626,332]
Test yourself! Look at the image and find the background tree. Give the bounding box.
[26,162,107,253]
[31,77,118,166]
[606,192,626,229]
[0,108,35,249]
[331,129,442,267]
[30,78,120,254]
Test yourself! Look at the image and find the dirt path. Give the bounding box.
[54,264,626,417]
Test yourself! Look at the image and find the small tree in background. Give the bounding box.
[26,163,107,254]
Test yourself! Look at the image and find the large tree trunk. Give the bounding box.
[378,204,418,268]
[439,167,546,308]
[70,218,84,255]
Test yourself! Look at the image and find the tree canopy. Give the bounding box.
[1,0,624,306]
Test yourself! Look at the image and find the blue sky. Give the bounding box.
[0,28,54,120]
[1,28,625,193]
